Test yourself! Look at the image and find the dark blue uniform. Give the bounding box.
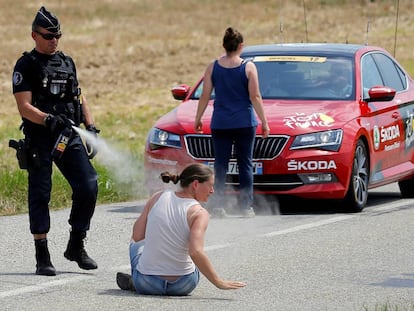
[12,49,98,235]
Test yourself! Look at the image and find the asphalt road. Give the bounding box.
[1,183,414,311]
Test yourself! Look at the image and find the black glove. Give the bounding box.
[85,124,100,159]
[44,114,72,135]
[86,124,100,136]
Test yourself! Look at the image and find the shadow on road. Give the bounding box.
[98,288,235,301]
[371,273,414,288]
[253,190,402,215]
[105,189,403,217]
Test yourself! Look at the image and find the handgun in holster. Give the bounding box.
[9,138,30,169]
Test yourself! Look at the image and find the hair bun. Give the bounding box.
[160,172,180,184]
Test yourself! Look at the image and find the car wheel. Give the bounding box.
[398,178,414,198]
[344,140,369,212]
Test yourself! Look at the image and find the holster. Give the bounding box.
[9,138,29,169]
[8,138,40,170]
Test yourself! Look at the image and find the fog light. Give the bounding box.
[298,173,336,184]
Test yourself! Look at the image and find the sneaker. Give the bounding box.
[240,207,255,218]
[210,207,228,218]
[116,272,135,291]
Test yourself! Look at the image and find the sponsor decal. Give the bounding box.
[284,112,334,129]
[373,125,380,150]
[287,159,337,171]
[384,142,400,151]
[380,124,400,142]
[373,124,400,151]
[404,111,414,150]
[253,56,327,63]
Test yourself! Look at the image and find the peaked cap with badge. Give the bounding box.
[32,6,60,33]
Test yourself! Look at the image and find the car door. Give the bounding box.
[371,53,414,168]
[372,52,414,165]
[361,52,404,183]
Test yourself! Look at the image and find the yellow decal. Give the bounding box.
[319,114,334,124]
[253,56,327,63]
[283,112,334,129]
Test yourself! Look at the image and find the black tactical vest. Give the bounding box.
[24,51,82,126]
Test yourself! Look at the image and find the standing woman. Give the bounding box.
[117,163,246,295]
[194,27,270,218]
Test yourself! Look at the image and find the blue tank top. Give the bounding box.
[211,60,258,129]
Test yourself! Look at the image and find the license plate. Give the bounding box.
[205,162,263,175]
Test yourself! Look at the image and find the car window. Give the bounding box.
[254,56,354,100]
[191,56,355,101]
[396,65,408,89]
[190,82,215,100]
[361,54,384,98]
[372,53,406,92]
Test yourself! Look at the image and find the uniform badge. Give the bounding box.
[13,72,23,86]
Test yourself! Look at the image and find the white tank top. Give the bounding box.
[137,190,199,275]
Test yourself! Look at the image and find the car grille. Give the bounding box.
[184,135,288,160]
[227,174,304,191]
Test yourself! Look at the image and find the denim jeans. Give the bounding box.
[211,126,256,210]
[129,240,200,296]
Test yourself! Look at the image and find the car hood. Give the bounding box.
[154,99,360,135]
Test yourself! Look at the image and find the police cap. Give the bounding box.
[32,6,60,33]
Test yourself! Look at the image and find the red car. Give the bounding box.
[144,43,414,212]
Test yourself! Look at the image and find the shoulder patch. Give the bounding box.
[13,72,23,86]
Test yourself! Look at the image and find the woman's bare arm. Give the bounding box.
[188,207,246,289]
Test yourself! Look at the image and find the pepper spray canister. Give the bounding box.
[51,127,72,159]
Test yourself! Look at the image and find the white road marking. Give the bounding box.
[259,198,411,238]
[1,198,412,299]
[259,214,355,238]
[0,275,91,298]
[205,243,233,251]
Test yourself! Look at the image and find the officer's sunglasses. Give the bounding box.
[35,31,62,40]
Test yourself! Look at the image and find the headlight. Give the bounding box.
[149,128,181,150]
[290,129,343,151]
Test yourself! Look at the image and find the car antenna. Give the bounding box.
[364,20,370,45]
[277,0,284,44]
[302,0,309,43]
[279,21,284,44]
[393,0,400,57]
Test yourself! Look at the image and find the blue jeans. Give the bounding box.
[129,240,200,296]
[211,126,256,210]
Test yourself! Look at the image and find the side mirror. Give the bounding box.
[171,84,191,101]
[364,85,396,102]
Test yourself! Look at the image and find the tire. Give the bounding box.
[398,178,414,198]
[344,140,369,212]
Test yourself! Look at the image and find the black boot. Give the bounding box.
[64,230,97,270]
[34,239,56,276]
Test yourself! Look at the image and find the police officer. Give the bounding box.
[12,6,99,276]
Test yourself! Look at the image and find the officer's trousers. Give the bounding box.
[27,134,98,234]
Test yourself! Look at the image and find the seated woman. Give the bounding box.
[116,163,246,295]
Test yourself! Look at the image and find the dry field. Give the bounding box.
[1,0,413,131]
[0,0,413,211]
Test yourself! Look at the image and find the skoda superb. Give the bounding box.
[144,43,414,212]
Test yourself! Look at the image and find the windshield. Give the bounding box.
[191,55,355,101]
